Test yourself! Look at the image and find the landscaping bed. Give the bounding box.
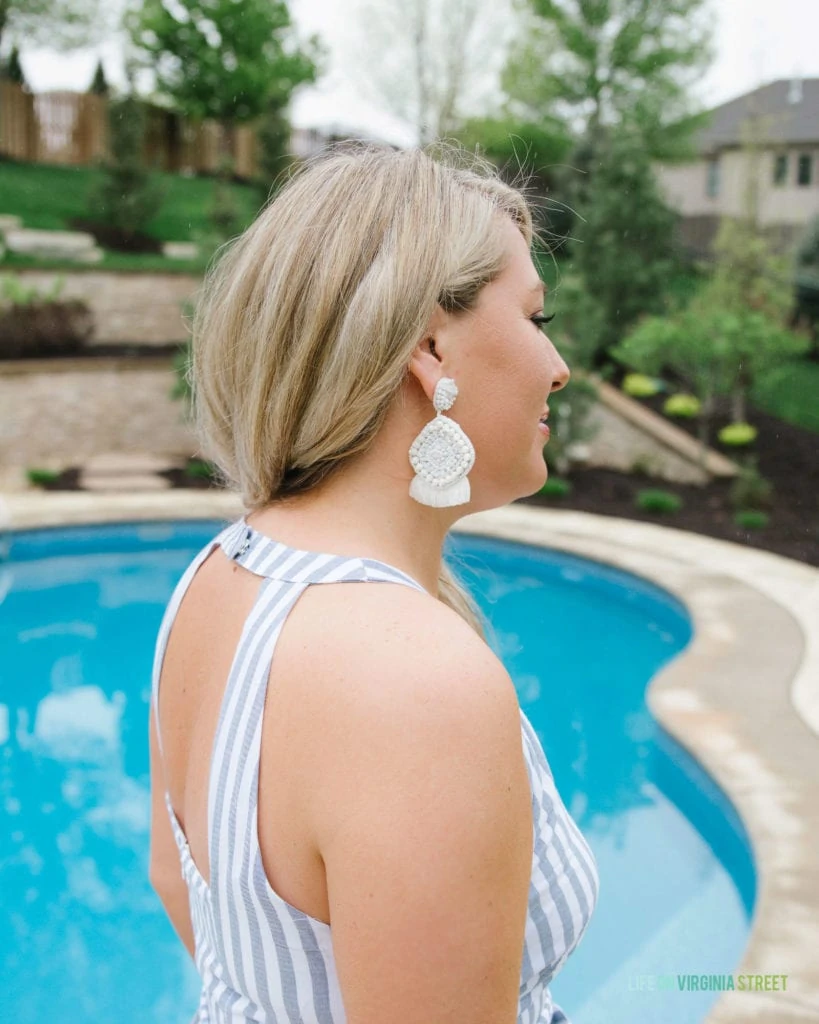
[520,369,819,567]
[26,391,819,567]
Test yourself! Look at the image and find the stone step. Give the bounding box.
[83,452,184,474]
[0,214,23,234]
[162,241,199,260]
[80,473,172,491]
[4,227,103,263]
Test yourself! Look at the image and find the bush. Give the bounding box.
[718,422,757,446]
[729,455,773,511]
[630,454,661,477]
[184,458,217,480]
[663,393,700,417]
[0,274,93,358]
[538,477,573,498]
[622,372,663,397]
[86,94,166,248]
[26,467,61,486]
[635,489,683,514]
[611,295,811,451]
[734,509,769,530]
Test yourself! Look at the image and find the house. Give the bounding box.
[653,78,819,257]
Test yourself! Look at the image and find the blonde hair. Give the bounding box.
[191,140,536,641]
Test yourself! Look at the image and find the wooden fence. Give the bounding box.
[0,82,259,179]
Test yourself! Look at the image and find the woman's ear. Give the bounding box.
[407,303,450,397]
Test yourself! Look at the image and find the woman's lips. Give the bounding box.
[538,421,550,440]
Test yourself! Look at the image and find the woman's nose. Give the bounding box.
[551,355,571,393]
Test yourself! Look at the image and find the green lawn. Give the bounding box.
[0,158,263,249]
[2,250,209,274]
[750,358,819,433]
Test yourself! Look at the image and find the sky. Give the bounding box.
[16,0,819,147]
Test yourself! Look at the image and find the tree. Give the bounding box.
[255,103,296,201]
[452,115,576,244]
[1,42,24,85]
[503,0,716,272]
[341,0,513,144]
[570,122,682,364]
[87,93,166,243]
[0,0,110,55]
[127,0,324,125]
[88,57,109,96]
[609,100,812,459]
[502,0,716,160]
[691,96,811,422]
[794,215,819,344]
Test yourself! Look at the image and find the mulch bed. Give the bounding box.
[2,343,185,362]
[68,218,164,255]
[518,367,819,568]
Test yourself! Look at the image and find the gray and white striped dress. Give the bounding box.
[151,515,599,1023]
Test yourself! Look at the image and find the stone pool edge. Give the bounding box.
[3,490,818,1023]
[456,503,819,1024]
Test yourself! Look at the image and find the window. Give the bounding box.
[706,158,720,197]
[797,154,813,186]
[773,153,789,186]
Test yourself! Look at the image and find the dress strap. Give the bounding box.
[218,515,429,595]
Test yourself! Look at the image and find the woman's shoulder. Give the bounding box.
[301,576,504,688]
[290,580,520,773]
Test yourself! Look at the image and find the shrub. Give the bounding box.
[184,458,217,480]
[663,393,701,417]
[622,372,663,397]
[630,454,661,477]
[729,455,773,511]
[538,477,573,498]
[87,94,166,247]
[734,509,769,530]
[718,422,757,446]
[0,274,93,358]
[635,489,683,514]
[26,467,61,486]
[1,274,62,305]
[611,298,810,454]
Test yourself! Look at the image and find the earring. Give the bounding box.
[408,377,475,507]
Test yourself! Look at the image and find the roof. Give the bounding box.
[696,78,819,152]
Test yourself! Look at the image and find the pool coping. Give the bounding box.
[2,490,818,1022]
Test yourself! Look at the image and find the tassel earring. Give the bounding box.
[408,376,475,507]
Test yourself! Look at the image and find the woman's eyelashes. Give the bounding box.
[530,313,556,330]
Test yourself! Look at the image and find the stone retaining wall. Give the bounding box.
[0,357,197,465]
[11,269,201,346]
[583,378,738,486]
[0,359,737,488]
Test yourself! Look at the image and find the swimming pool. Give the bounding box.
[0,519,755,1024]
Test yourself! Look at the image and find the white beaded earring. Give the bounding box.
[408,376,476,507]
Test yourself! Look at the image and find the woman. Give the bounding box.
[149,140,599,1023]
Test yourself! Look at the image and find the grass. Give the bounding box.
[1,250,209,274]
[0,158,264,269]
[750,358,819,433]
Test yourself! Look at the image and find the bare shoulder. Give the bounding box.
[301,581,532,1023]
[301,577,517,722]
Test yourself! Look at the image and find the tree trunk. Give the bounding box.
[731,386,746,423]
[697,381,714,474]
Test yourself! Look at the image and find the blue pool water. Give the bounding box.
[0,519,755,1023]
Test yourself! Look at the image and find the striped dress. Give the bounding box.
[150,515,599,1023]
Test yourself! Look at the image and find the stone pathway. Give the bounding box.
[79,451,182,492]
